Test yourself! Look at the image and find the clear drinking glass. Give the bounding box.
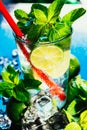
[14,29,72,129]
[14,29,72,109]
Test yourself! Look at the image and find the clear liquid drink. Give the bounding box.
[14,29,72,109]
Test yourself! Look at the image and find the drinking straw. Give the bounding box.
[0,0,23,37]
[0,0,66,101]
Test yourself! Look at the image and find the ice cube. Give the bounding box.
[34,91,58,120]
[0,114,11,129]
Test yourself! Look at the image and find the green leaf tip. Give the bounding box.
[62,8,86,26]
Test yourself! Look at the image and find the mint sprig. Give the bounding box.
[0,65,41,103]
[63,76,87,129]
[14,0,86,43]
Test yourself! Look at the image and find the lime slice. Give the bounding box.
[30,45,70,78]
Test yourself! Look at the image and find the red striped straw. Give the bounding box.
[0,0,23,37]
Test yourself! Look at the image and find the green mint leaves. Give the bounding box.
[62,8,86,26]
[2,65,19,84]
[47,0,65,23]
[14,9,29,21]
[14,0,86,43]
[0,66,41,103]
[65,110,87,130]
[34,9,47,24]
[64,75,87,129]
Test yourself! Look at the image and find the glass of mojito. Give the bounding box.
[15,28,72,108]
[13,0,86,129]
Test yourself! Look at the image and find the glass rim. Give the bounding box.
[14,27,72,44]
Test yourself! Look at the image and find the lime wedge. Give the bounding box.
[69,54,80,80]
[30,45,70,78]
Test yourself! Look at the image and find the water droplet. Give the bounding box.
[12,59,18,66]
[12,49,18,57]
[0,57,4,65]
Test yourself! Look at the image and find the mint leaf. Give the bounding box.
[67,78,79,103]
[48,28,58,41]
[48,0,65,23]
[63,109,75,123]
[2,89,13,98]
[68,75,87,105]
[6,99,27,123]
[13,80,30,102]
[2,70,13,84]
[17,21,31,35]
[14,9,29,21]
[2,65,19,85]
[27,24,43,42]
[7,66,19,84]
[72,76,87,99]
[0,82,14,97]
[66,98,87,117]
[62,8,86,26]
[23,78,41,90]
[29,3,48,18]
[34,9,47,24]
[23,71,41,90]
[48,23,71,42]
[67,98,87,115]
[67,100,77,116]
